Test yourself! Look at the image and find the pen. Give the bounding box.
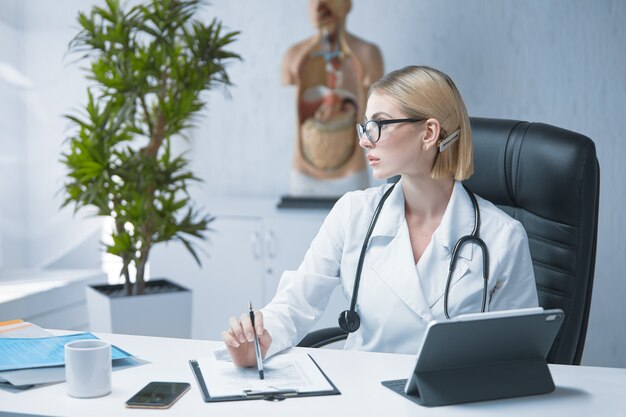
[249,301,264,379]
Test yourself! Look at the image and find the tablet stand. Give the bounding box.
[382,357,554,406]
[382,308,564,407]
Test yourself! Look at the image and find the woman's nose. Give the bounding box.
[358,132,373,149]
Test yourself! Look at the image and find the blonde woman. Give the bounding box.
[223,66,538,366]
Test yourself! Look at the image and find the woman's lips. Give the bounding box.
[367,155,380,166]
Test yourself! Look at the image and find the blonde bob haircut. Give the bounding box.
[370,65,473,180]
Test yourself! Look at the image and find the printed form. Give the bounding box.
[197,353,335,397]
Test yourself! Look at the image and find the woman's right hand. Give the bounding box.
[221,311,272,368]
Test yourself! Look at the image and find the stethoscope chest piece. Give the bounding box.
[338,309,361,332]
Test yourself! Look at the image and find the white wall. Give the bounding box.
[1,0,624,367]
[0,0,26,268]
[192,0,626,367]
[1,0,103,269]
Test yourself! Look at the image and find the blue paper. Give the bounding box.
[0,332,132,372]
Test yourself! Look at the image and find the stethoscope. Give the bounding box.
[338,182,490,333]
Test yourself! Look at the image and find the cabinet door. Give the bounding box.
[262,214,324,297]
[263,214,347,331]
[150,216,264,340]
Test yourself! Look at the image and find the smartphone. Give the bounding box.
[125,381,191,409]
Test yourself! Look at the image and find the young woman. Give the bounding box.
[222,65,538,367]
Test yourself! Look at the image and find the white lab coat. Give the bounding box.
[262,180,538,357]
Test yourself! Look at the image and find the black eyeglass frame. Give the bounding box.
[356,118,424,144]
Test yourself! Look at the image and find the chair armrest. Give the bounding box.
[297,327,349,348]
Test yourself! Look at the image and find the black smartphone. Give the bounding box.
[125,381,191,409]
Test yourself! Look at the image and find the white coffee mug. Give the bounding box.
[65,339,112,398]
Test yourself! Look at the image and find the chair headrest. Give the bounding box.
[465,118,598,226]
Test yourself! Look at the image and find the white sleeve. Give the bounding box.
[261,193,352,357]
[489,220,539,311]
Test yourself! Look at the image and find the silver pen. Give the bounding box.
[248,301,264,379]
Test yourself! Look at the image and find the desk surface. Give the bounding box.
[1,331,625,417]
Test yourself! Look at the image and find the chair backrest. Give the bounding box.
[464,117,600,365]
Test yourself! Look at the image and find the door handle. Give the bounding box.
[251,230,262,259]
[265,230,277,259]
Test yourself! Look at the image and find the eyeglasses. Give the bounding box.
[356,118,424,144]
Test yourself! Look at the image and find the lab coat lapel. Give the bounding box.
[366,181,433,321]
[419,244,471,309]
[422,181,475,309]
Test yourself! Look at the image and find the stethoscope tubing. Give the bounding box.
[340,182,490,332]
[349,183,397,312]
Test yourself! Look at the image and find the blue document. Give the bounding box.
[0,332,132,372]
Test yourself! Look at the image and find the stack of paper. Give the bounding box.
[0,320,141,391]
[0,320,53,338]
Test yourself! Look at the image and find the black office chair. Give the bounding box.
[298,117,600,365]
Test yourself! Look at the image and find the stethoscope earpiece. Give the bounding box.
[338,310,361,333]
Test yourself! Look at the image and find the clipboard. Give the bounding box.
[189,354,340,402]
[382,308,565,406]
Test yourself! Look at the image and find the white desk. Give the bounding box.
[1,332,625,417]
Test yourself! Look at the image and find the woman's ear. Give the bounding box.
[421,118,441,150]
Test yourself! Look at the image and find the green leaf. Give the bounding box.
[179,236,201,266]
[63,0,240,283]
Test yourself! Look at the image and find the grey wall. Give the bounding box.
[0,0,624,367]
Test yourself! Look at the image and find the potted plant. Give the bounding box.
[61,0,240,337]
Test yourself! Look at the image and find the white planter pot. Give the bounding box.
[86,279,192,338]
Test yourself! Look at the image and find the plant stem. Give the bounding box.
[139,96,154,139]
[121,261,132,296]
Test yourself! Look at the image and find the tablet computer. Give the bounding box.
[382,307,564,406]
